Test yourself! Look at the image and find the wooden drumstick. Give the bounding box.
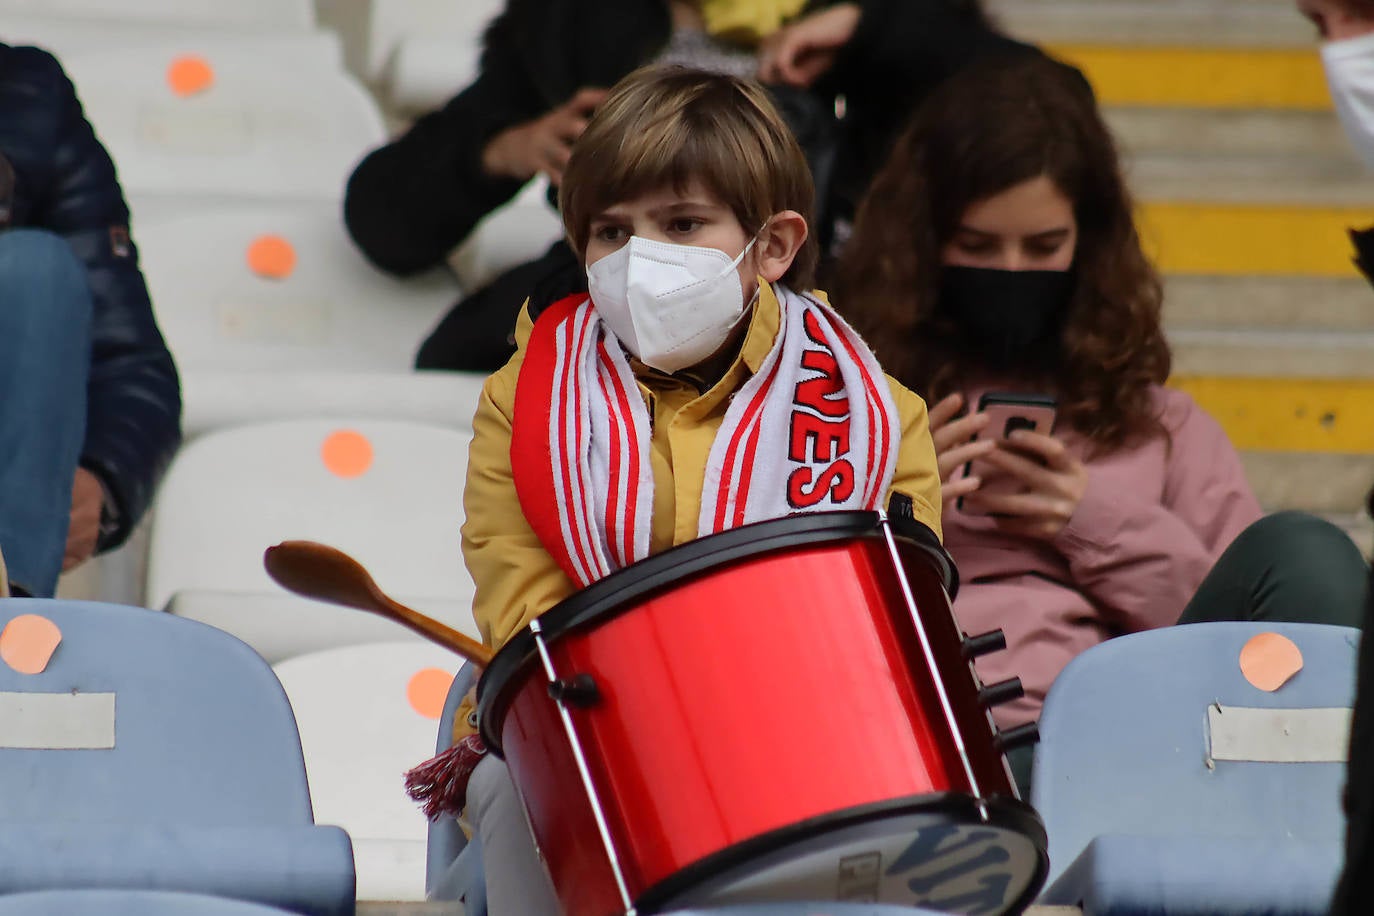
[263,540,493,667]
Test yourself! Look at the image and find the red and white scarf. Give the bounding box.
[511,285,899,588]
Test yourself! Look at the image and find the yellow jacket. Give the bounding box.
[455,283,942,739]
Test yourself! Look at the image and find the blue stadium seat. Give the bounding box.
[0,599,355,914]
[425,662,486,916]
[1033,621,1358,915]
[0,889,296,915]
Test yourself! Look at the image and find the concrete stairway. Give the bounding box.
[988,0,1374,552]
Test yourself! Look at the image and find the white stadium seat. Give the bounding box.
[274,641,466,902]
[0,0,314,31]
[384,35,481,113]
[135,201,459,373]
[4,17,331,61]
[146,418,478,662]
[62,37,383,201]
[448,174,565,294]
[179,369,488,440]
[319,0,504,104]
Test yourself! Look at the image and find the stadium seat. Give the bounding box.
[1033,621,1358,914]
[0,599,354,913]
[425,663,483,914]
[3,17,328,62]
[448,175,564,296]
[62,37,382,202]
[135,201,458,373]
[274,642,465,902]
[0,0,314,31]
[321,0,503,107]
[145,418,478,664]
[180,369,487,440]
[0,890,296,915]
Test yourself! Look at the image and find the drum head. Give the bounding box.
[640,795,1047,915]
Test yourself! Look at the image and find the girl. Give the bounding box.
[834,52,1367,787]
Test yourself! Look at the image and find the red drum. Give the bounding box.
[477,511,1046,915]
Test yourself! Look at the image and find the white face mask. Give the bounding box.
[1323,32,1374,168]
[586,234,758,373]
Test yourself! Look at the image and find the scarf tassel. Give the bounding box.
[403,734,489,820]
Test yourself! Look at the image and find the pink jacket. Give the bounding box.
[944,385,1262,728]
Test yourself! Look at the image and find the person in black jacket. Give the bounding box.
[0,43,181,598]
[344,0,1034,372]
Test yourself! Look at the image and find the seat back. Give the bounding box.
[0,0,313,30]
[0,889,296,915]
[146,418,477,650]
[62,37,381,201]
[448,175,563,294]
[273,642,463,902]
[426,662,479,892]
[3,17,315,62]
[341,0,506,90]
[179,370,488,441]
[1032,622,1359,886]
[0,599,313,826]
[136,202,456,373]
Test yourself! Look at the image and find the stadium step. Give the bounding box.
[1106,108,1351,161]
[1163,276,1374,331]
[988,0,1310,49]
[993,0,1373,533]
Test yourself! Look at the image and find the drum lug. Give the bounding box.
[994,721,1040,753]
[978,677,1024,708]
[962,629,1008,659]
[548,673,601,708]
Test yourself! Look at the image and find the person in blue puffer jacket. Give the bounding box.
[0,42,181,597]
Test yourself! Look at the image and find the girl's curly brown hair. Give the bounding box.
[833,52,1171,453]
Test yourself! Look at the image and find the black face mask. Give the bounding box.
[937,266,1074,367]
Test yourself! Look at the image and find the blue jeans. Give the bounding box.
[0,230,91,597]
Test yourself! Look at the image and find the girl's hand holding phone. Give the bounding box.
[959,430,1088,540]
[927,393,996,505]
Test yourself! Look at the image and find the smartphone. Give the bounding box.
[956,392,1058,514]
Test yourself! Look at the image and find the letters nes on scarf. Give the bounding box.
[512,285,899,589]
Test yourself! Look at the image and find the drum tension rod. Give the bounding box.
[994,722,1040,753]
[962,629,1008,659]
[978,677,1024,708]
[548,673,601,708]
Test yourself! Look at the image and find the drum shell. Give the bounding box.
[486,520,1014,913]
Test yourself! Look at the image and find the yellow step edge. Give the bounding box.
[1047,44,1331,111]
[1172,376,1374,453]
[1140,203,1370,278]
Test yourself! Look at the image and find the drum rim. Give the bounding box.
[635,791,1048,914]
[477,510,950,752]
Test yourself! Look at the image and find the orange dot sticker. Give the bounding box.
[0,615,63,675]
[1240,632,1304,692]
[167,55,215,97]
[408,668,455,719]
[321,429,373,478]
[246,235,297,280]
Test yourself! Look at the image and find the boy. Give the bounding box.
[445,66,942,913]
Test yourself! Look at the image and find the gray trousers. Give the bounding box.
[468,755,562,915]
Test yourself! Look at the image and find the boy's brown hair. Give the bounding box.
[559,66,818,290]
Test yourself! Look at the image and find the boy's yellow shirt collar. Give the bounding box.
[737,278,786,375]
